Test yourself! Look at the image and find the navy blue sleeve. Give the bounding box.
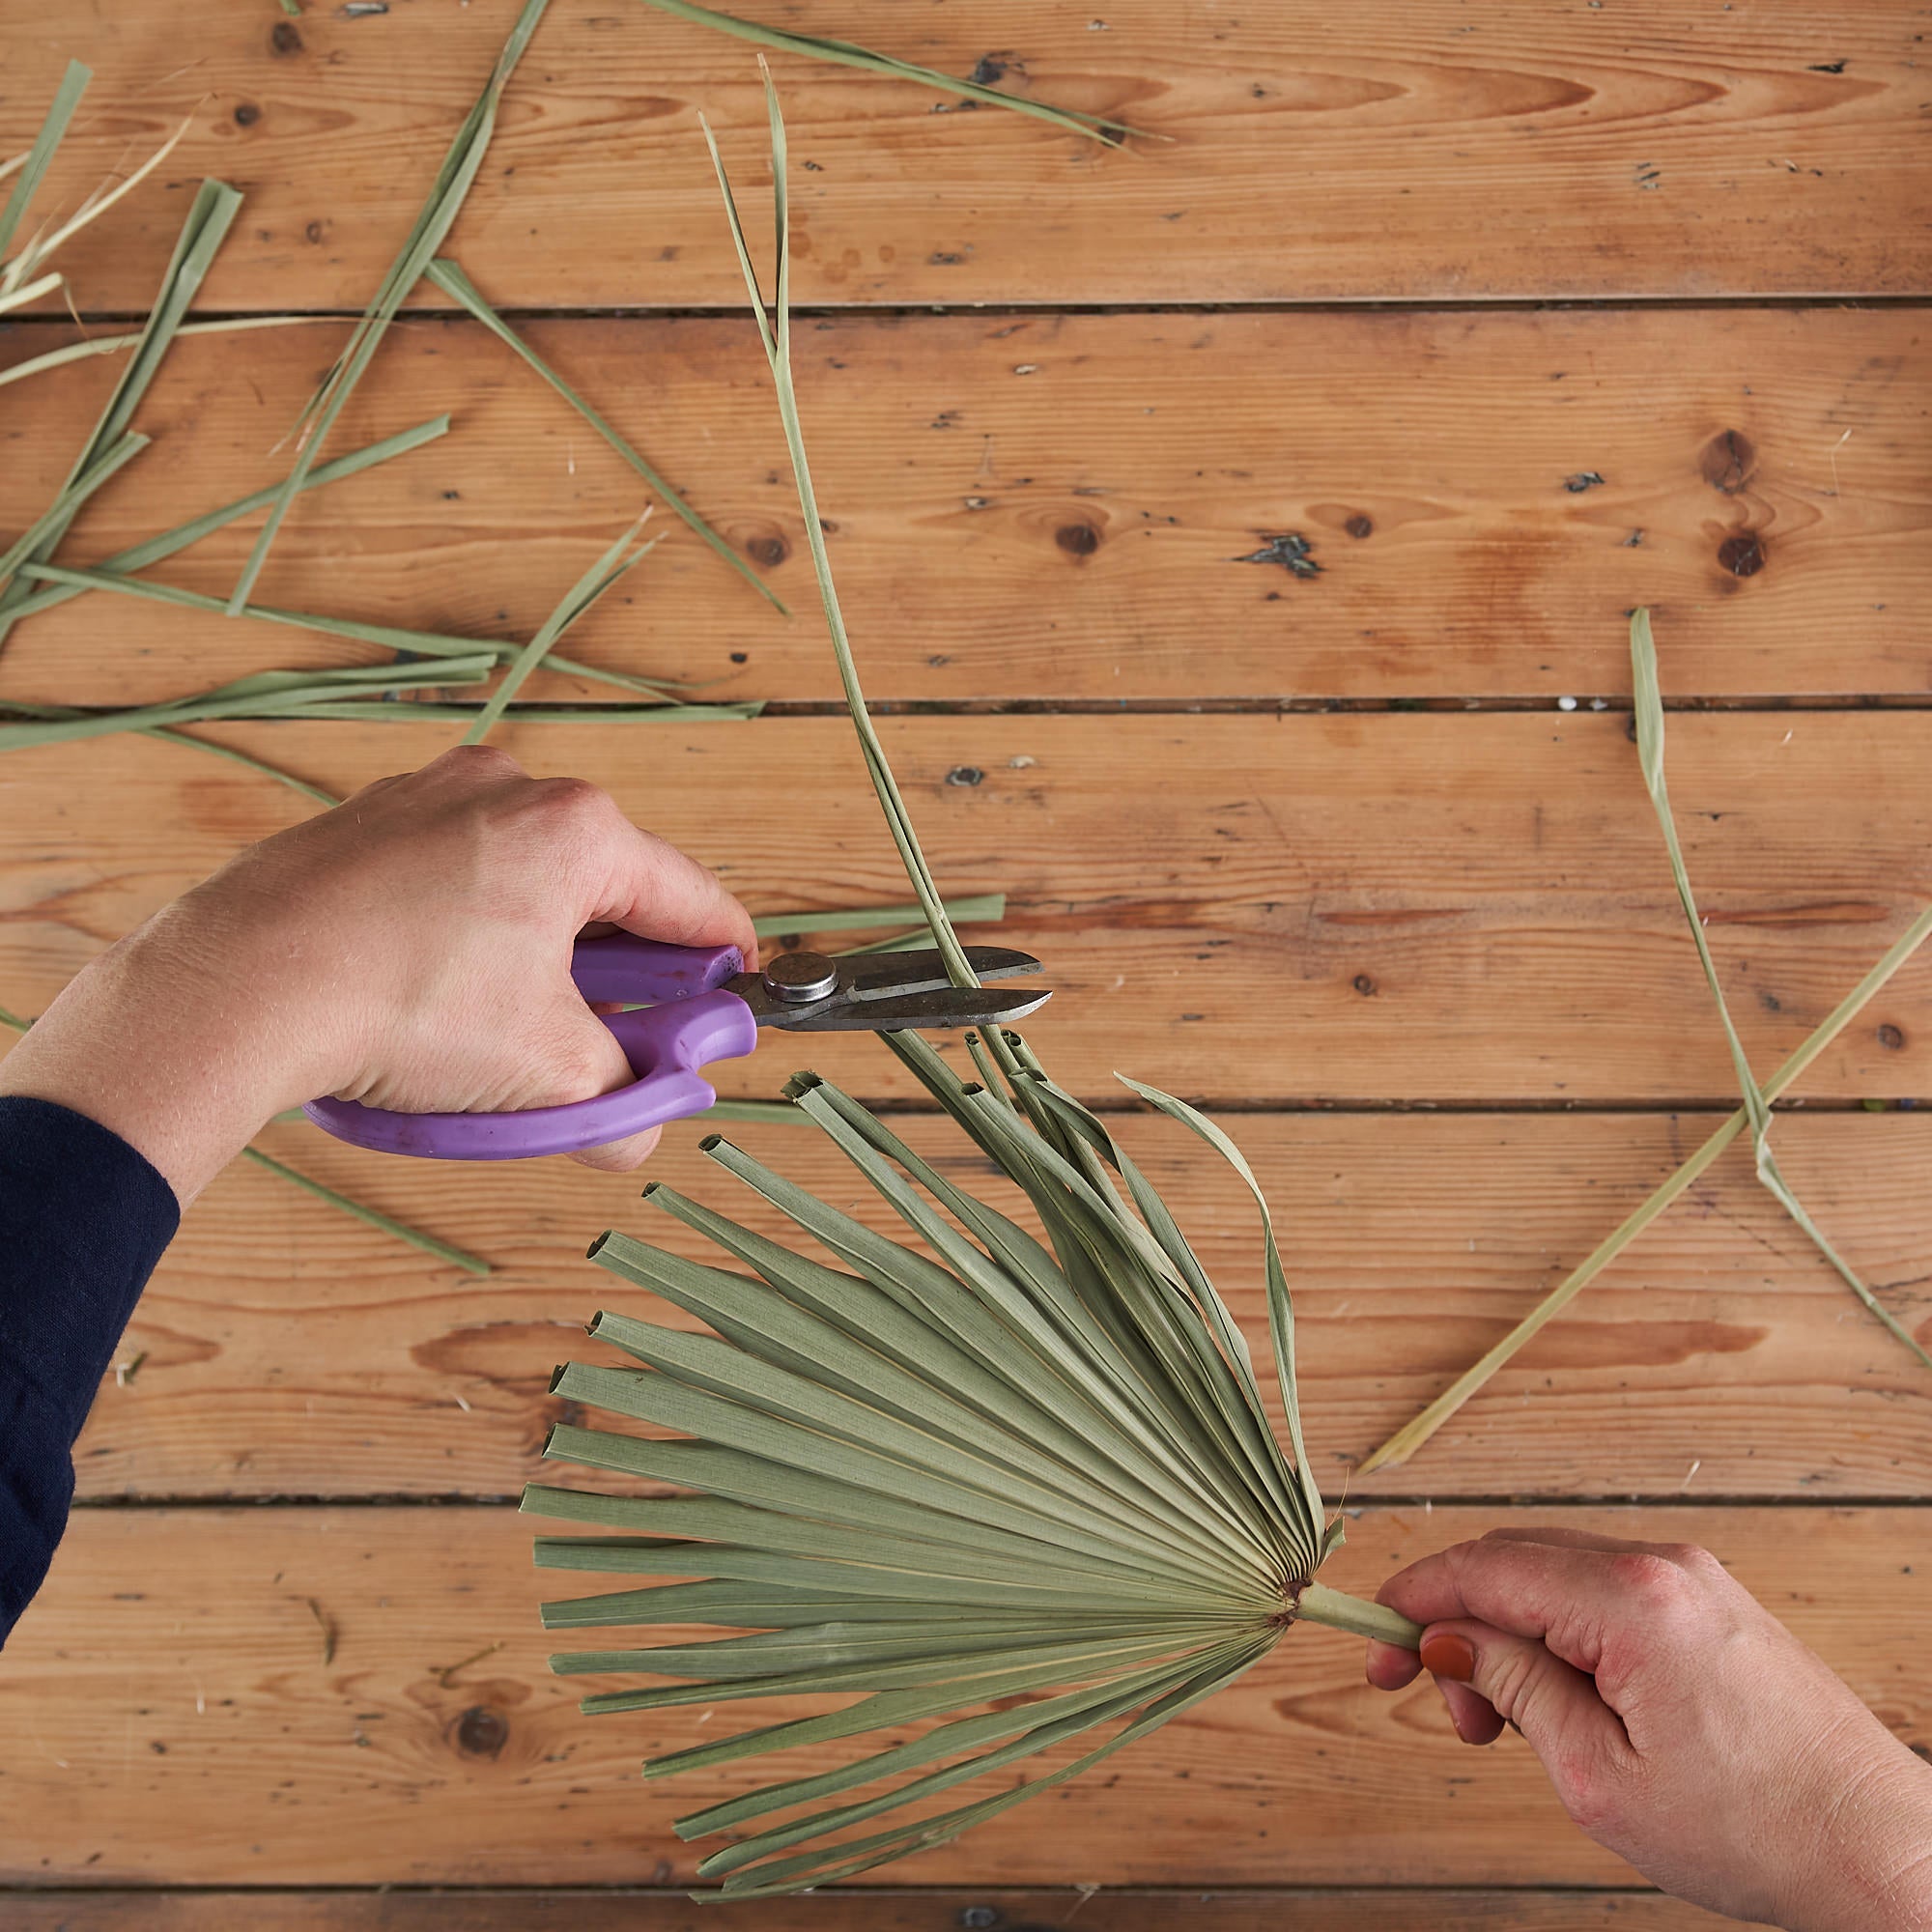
[0,1096,179,1646]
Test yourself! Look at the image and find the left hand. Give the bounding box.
[0,746,757,1199]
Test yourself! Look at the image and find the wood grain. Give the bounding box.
[54,1110,1932,1504]
[3,308,1926,707]
[0,1888,1733,1930]
[0,2,1922,310]
[2,1503,1921,1888]
[4,714,1929,1103]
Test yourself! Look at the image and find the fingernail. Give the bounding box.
[1419,1632,1476,1682]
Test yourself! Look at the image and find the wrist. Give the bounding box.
[0,913,324,1203]
[1781,1743,1932,1931]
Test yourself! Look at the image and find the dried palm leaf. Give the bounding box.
[0,316,318,396]
[1360,618,1932,1472]
[227,0,554,613]
[424,258,784,613]
[522,71,1416,1899]
[0,177,242,653]
[634,0,1141,145]
[1630,610,1930,1369]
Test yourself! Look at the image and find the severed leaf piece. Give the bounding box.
[425,257,785,612]
[1629,610,1929,1369]
[1359,629,1932,1473]
[0,178,243,654]
[635,0,1141,144]
[227,0,553,613]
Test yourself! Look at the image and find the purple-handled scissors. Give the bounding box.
[301,935,1050,1161]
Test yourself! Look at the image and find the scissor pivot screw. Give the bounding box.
[761,951,839,1004]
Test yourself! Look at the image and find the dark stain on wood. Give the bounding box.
[1700,428,1756,494]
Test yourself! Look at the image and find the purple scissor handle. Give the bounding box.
[302,933,1047,1161]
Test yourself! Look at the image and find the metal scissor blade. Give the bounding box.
[844,946,1043,1002]
[778,984,1053,1034]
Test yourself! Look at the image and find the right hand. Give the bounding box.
[1365,1527,1932,1929]
[1,747,756,1198]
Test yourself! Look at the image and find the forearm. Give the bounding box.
[0,914,304,1203]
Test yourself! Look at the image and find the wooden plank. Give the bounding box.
[0,1503,1920,1887]
[0,2,1923,309]
[3,308,1927,707]
[4,714,1929,1102]
[0,1888,1732,1930]
[59,1110,1932,1504]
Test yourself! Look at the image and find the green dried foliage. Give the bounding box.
[460,520,657,746]
[1360,614,1932,1472]
[425,258,785,613]
[523,72,1413,1899]
[237,1147,491,1276]
[0,316,318,396]
[0,655,497,753]
[634,0,1141,144]
[228,0,554,613]
[0,61,90,268]
[0,177,243,654]
[1628,611,1927,1368]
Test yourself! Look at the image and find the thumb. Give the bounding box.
[1419,1620,1632,1802]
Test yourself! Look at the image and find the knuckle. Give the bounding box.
[526,776,621,841]
[1606,1550,1687,1605]
[437,742,524,781]
[1662,1541,1725,1586]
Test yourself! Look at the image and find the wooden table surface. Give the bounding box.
[1,4,1927,1926]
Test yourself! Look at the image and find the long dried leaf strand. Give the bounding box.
[1631,609,1930,1369]
[0,178,242,651]
[1362,887,1932,1474]
[424,258,784,612]
[701,79,975,989]
[227,0,552,613]
[635,0,1138,144]
[0,61,89,265]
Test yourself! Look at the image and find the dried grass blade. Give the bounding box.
[269,699,761,724]
[237,1147,490,1275]
[1631,610,1930,1369]
[0,699,338,808]
[0,61,89,265]
[0,655,495,752]
[753,894,1005,939]
[1360,895,1932,1475]
[227,0,553,613]
[425,257,784,611]
[0,178,242,650]
[0,315,319,395]
[702,74,974,988]
[459,519,655,745]
[0,430,147,594]
[637,0,1138,143]
[1,415,448,624]
[7,108,194,294]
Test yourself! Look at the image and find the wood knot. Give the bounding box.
[1718,532,1766,578]
[1055,522,1100,556]
[453,1706,508,1759]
